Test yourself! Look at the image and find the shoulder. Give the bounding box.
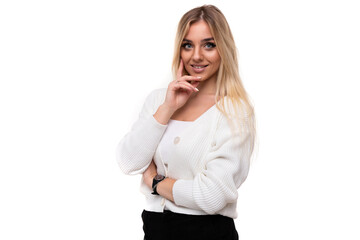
[214,97,253,136]
[221,97,248,117]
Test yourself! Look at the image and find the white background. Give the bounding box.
[1,0,359,239]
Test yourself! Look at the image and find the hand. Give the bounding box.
[163,60,201,112]
[143,160,158,189]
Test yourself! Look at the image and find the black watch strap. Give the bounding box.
[151,174,166,195]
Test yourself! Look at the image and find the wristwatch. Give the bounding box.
[151,174,166,195]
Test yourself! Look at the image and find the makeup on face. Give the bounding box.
[180,20,221,83]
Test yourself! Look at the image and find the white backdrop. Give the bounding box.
[1,0,359,239]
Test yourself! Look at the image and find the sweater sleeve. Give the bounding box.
[116,89,168,175]
[172,116,254,214]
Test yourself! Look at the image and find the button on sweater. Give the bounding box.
[116,88,254,219]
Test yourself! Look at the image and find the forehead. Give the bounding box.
[184,20,213,40]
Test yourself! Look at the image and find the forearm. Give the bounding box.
[143,170,176,202]
[153,104,175,125]
[157,178,176,202]
[116,117,167,175]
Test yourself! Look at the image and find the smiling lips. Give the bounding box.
[191,64,208,73]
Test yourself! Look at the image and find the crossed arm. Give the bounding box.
[142,104,177,202]
[142,160,176,202]
[117,93,252,214]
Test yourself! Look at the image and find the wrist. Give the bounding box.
[153,104,176,125]
[145,172,157,189]
[160,103,176,115]
[151,174,166,195]
[150,173,158,188]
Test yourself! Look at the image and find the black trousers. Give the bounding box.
[142,210,239,240]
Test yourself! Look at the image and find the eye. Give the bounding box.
[182,43,192,49]
[204,42,216,49]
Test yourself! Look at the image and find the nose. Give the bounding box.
[191,46,203,62]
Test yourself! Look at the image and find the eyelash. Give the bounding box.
[181,43,192,49]
[181,42,216,49]
[205,42,216,48]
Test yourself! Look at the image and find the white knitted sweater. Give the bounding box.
[116,88,253,219]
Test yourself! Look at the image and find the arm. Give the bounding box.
[141,104,178,201]
[118,59,201,177]
[115,89,168,175]
[143,116,254,214]
[142,161,176,202]
[172,127,253,214]
[116,60,200,175]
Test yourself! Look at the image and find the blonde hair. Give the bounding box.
[172,5,256,150]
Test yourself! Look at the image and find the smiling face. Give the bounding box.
[181,20,221,83]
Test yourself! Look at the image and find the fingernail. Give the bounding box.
[195,88,199,92]
[197,76,202,79]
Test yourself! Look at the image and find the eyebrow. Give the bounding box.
[182,37,214,43]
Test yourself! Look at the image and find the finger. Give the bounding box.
[177,59,184,79]
[175,82,198,92]
[176,79,200,91]
[174,79,193,88]
[180,75,202,82]
[190,80,200,88]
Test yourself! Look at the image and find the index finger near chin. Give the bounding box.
[177,59,183,79]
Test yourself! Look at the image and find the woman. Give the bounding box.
[116,5,255,240]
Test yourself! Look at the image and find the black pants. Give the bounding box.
[142,210,239,240]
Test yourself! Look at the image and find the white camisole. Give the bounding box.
[157,119,194,209]
[158,119,194,166]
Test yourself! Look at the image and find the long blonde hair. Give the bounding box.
[172,5,256,146]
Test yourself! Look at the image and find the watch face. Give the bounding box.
[154,174,165,181]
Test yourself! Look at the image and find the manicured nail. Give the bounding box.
[197,76,202,79]
[195,88,199,92]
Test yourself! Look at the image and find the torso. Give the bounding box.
[170,94,218,122]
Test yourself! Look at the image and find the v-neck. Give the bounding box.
[169,103,216,123]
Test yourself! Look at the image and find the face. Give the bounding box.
[181,20,221,82]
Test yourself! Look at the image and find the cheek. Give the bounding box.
[180,51,190,61]
[208,52,221,64]
[180,52,192,72]
[209,54,221,73]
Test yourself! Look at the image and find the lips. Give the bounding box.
[191,64,208,68]
[191,64,208,73]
